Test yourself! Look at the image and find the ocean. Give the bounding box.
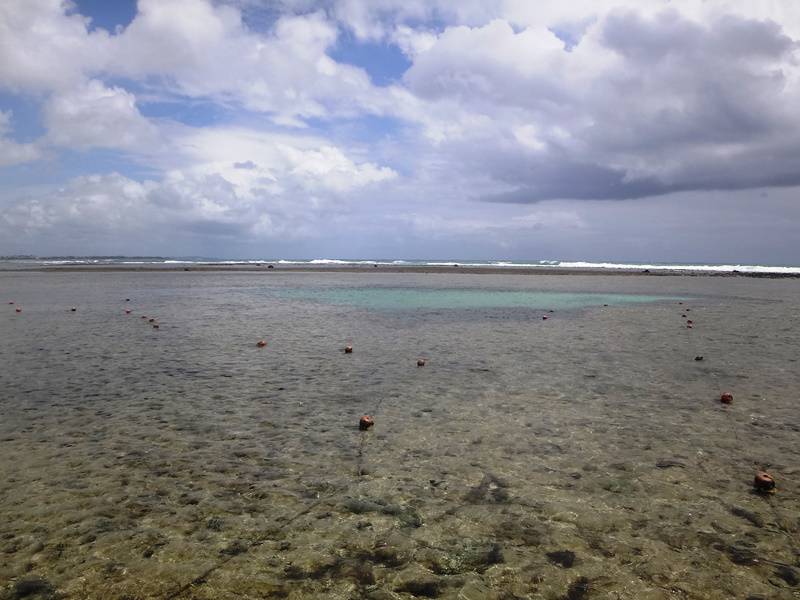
[2,255,800,274]
[1,269,798,599]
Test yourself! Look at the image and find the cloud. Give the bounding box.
[0,111,41,167]
[0,0,111,93]
[1,124,398,249]
[43,79,159,150]
[168,126,397,192]
[108,1,399,124]
[2,0,800,261]
[401,9,800,201]
[233,160,257,169]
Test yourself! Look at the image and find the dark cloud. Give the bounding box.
[233,160,257,169]
[405,9,800,203]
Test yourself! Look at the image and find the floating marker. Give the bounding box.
[720,392,733,404]
[256,340,267,348]
[15,307,21,313]
[344,345,353,354]
[125,309,131,314]
[417,358,426,367]
[359,415,374,431]
[753,471,776,494]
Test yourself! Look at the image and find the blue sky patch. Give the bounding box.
[329,35,411,86]
[74,0,137,33]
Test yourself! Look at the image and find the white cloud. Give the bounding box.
[2,0,800,260]
[1,123,398,246]
[109,2,394,123]
[43,80,159,150]
[168,126,397,193]
[0,0,111,93]
[0,111,41,167]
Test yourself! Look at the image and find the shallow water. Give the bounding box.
[0,271,798,599]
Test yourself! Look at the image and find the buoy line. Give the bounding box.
[686,305,796,574]
[161,496,331,600]
[353,362,391,478]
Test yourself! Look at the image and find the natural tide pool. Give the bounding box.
[1,271,798,599]
[271,287,681,311]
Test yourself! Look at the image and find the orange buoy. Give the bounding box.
[344,345,353,354]
[720,392,733,404]
[753,471,775,493]
[417,358,426,367]
[256,340,267,348]
[359,415,374,431]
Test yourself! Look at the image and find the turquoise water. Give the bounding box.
[276,287,679,311]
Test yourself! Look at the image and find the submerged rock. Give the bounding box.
[715,543,758,565]
[655,459,686,469]
[419,542,504,575]
[395,570,443,598]
[9,576,55,599]
[284,554,342,580]
[775,565,798,587]
[563,577,590,600]
[464,473,510,504]
[342,497,422,527]
[546,550,576,568]
[341,560,375,585]
[361,540,413,568]
[220,539,248,556]
[729,506,764,528]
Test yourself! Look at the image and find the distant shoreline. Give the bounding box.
[3,263,799,278]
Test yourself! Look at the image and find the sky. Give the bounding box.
[1,0,799,262]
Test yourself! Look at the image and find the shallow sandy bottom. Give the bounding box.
[1,272,798,599]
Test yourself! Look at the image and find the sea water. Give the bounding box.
[1,271,798,599]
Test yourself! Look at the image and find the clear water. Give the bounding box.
[274,287,679,311]
[1,271,798,599]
